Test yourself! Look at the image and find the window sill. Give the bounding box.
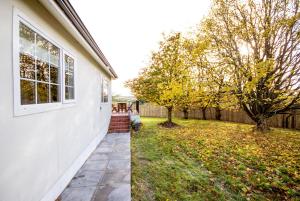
[14,102,76,117]
[100,102,110,105]
[63,99,76,104]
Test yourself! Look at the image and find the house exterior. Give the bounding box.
[0,0,118,200]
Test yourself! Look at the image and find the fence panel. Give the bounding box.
[139,103,299,129]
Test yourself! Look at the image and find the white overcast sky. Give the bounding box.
[70,0,211,96]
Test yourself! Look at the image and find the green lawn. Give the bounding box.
[131,117,300,201]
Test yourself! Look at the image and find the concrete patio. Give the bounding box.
[60,133,131,201]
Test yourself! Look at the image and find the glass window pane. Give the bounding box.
[64,54,74,87]
[104,96,108,103]
[68,57,74,72]
[49,44,60,66]
[20,53,35,80]
[50,84,60,102]
[19,22,35,56]
[37,83,49,103]
[65,86,74,100]
[101,79,109,103]
[37,60,49,82]
[50,65,59,84]
[21,80,36,105]
[18,22,62,107]
[104,86,108,97]
[65,74,69,86]
[65,73,74,86]
[36,34,49,62]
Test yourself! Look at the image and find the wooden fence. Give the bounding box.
[139,103,300,129]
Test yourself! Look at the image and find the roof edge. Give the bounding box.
[42,0,118,78]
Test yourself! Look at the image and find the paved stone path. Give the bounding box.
[60,133,131,201]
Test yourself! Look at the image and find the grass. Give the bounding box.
[131,117,300,201]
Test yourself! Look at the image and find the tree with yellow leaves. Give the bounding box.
[203,0,300,131]
[126,32,189,127]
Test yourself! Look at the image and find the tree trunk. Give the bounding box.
[256,118,270,132]
[215,107,221,120]
[167,107,173,123]
[183,108,189,119]
[201,108,207,120]
[242,104,270,132]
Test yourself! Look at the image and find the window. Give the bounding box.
[19,22,61,105]
[101,78,109,103]
[64,54,75,101]
[13,10,77,115]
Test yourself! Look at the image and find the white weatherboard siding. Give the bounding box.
[0,0,112,201]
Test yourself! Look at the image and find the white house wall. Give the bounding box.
[0,0,112,200]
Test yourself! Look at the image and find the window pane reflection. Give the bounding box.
[64,55,74,87]
[36,60,49,82]
[50,65,59,84]
[37,83,49,103]
[65,73,74,86]
[101,79,109,103]
[19,22,35,56]
[50,44,60,66]
[21,80,35,105]
[65,86,74,100]
[36,34,49,62]
[19,22,62,106]
[20,53,35,80]
[64,54,75,100]
[50,84,60,102]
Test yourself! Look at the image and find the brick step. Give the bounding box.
[110,121,130,124]
[111,117,129,119]
[108,115,131,134]
[109,128,129,131]
[109,122,130,126]
[111,116,129,119]
[109,125,129,129]
[109,123,130,127]
[108,129,130,133]
[110,118,129,121]
[109,126,130,130]
[110,120,130,124]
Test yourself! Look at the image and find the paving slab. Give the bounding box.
[108,152,131,160]
[107,160,130,171]
[80,160,109,172]
[100,171,130,185]
[113,144,130,152]
[89,153,110,161]
[68,171,105,188]
[60,187,97,201]
[60,133,131,201]
[93,184,131,201]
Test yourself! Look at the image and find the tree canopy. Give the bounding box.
[126,33,189,126]
[126,0,300,131]
[203,0,300,131]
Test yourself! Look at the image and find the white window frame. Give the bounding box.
[13,8,76,116]
[101,76,110,104]
[62,50,77,104]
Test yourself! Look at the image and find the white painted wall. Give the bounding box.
[0,0,112,200]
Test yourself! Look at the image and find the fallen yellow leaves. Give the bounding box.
[176,122,300,199]
[132,118,300,200]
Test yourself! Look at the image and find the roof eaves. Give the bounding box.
[53,0,118,78]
